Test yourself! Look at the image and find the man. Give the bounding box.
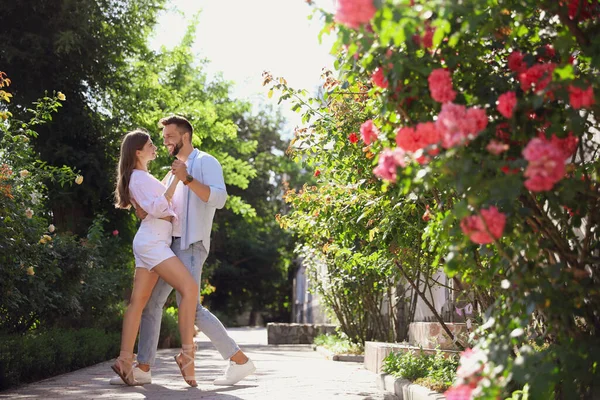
[111,115,255,386]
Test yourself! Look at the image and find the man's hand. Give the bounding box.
[172,159,188,181]
[131,199,148,220]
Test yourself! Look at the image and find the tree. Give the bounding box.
[0,0,165,235]
[206,108,297,324]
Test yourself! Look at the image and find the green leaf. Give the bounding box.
[554,64,574,80]
[432,20,450,48]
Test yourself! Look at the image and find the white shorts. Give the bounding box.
[132,218,175,270]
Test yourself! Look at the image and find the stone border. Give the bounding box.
[376,373,446,400]
[314,345,365,362]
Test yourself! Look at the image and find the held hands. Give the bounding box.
[171,160,187,181]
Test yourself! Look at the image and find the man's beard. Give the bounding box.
[171,140,184,156]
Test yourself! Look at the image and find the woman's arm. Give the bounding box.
[130,173,178,219]
[164,175,180,203]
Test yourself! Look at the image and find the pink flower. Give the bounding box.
[437,103,468,148]
[422,27,435,49]
[360,120,379,145]
[112,230,119,236]
[436,103,487,149]
[371,67,388,89]
[497,91,517,118]
[445,384,475,400]
[395,127,420,152]
[460,206,506,244]
[415,122,441,150]
[348,132,359,144]
[486,140,509,155]
[518,63,556,93]
[523,138,566,191]
[539,131,579,160]
[466,108,488,133]
[568,85,595,109]
[538,44,556,61]
[334,0,378,29]
[508,51,527,73]
[373,148,406,182]
[396,123,441,157]
[413,26,435,48]
[556,134,579,160]
[428,69,456,103]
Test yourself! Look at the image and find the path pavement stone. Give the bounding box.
[1,327,393,399]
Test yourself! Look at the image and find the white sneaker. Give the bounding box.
[213,359,256,385]
[109,367,152,385]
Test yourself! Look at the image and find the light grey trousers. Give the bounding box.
[137,238,240,366]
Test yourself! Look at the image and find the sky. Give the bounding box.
[149,0,336,134]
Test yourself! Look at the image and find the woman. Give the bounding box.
[112,129,198,387]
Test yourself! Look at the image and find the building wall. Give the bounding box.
[292,262,331,324]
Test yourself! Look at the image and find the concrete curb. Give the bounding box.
[376,373,446,400]
[314,345,365,362]
[364,341,460,373]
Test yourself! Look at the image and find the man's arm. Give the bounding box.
[172,156,227,209]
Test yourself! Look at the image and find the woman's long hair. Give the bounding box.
[114,129,150,209]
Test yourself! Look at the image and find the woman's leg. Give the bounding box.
[153,256,199,386]
[113,267,159,385]
[120,267,160,353]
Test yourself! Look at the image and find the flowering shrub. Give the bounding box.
[0,73,128,333]
[271,0,600,397]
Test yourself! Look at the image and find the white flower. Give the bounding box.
[19,169,30,178]
[456,348,488,379]
[48,224,55,233]
[25,208,34,219]
[26,266,35,276]
[510,328,525,338]
[75,175,84,185]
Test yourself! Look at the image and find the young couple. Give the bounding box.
[111,115,255,387]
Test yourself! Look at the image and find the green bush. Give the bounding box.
[0,328,120,390]
[382,350,459,392]
[313,333,364,355]
[0,77,133,335]
[0,223,133,334]
[158,306,181,349]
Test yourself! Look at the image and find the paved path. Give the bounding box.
[1,327,392,399]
